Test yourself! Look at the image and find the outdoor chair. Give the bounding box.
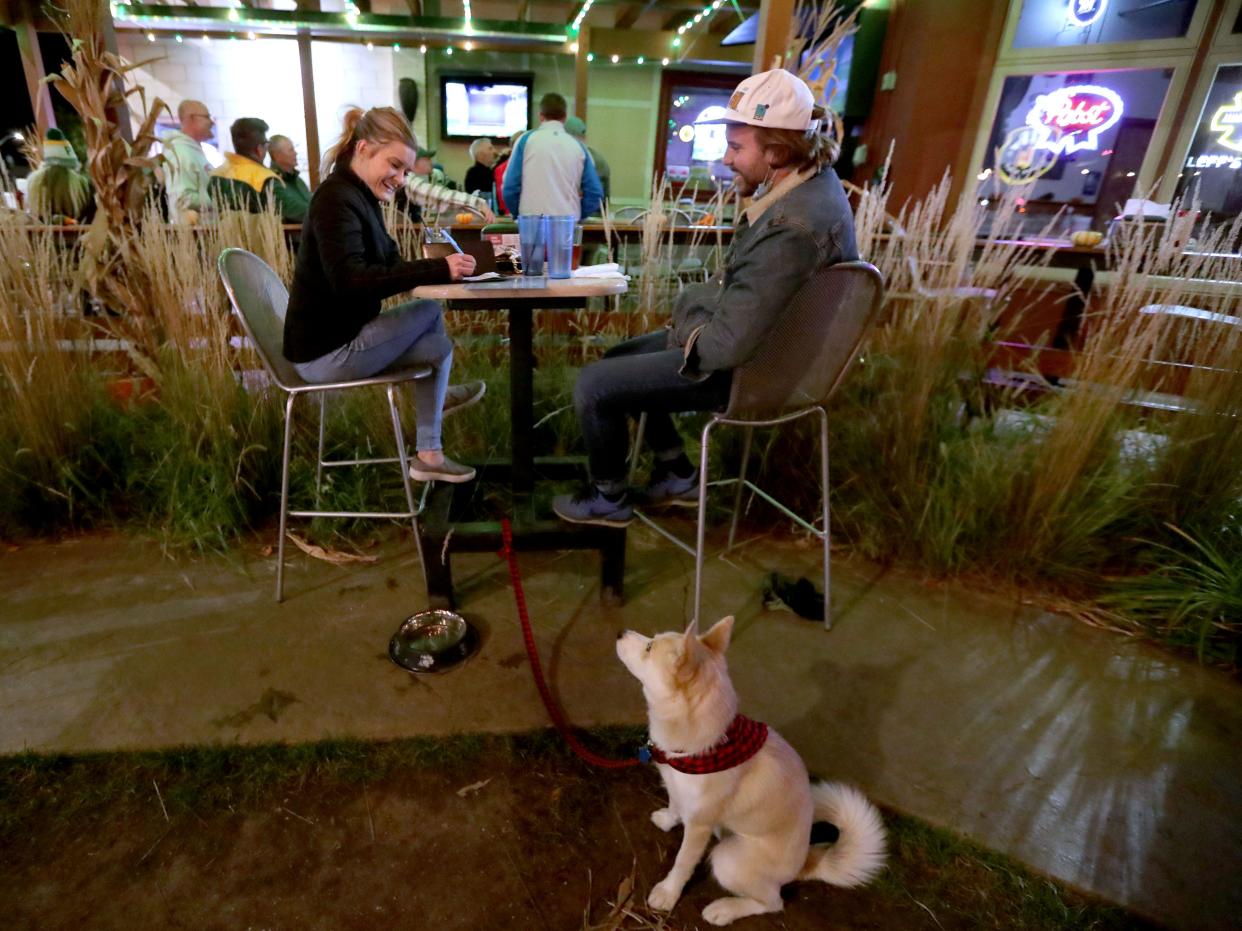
[217,248,431,603]
[629,261,885,629]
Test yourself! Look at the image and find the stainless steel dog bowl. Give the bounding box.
[389,609,478,673]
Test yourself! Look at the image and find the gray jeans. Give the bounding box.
[293,299,452,451]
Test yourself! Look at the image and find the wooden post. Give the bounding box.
[574,25,589,121]
[16,19,56,137]
[298,31,322,188]
[752,0,795,73]
[100,7,133,143]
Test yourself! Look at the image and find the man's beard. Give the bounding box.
[730,172,761,197]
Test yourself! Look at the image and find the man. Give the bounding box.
[552,69,858,527]
[564,115,610,203]
[210,117,281,213]
[502,93,602,219]
[162,99,215,223]
[267,134,311,223]
[406,144,495,222]
[464,137,497,197]
[493,129,524,216]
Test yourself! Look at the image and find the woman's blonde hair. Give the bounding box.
[322,106,417,177]
[752,106,841,173]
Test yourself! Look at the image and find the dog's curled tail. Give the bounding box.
[799,781,887,888]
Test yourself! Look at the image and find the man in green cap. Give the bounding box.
[565,115,610,203]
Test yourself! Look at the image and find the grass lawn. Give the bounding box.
[1,731,1160,930]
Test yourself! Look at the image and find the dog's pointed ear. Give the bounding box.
[700,616,734,654]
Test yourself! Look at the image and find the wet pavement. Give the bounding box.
[2,525,1239,930]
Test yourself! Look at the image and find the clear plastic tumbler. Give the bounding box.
[546,215,576,279]
[517,214,547,276]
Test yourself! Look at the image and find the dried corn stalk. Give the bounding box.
[46,0,169,381]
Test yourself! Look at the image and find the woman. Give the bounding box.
[283,107,484,483]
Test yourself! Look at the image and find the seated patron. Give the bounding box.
[268,134,311,224]
[406,146,495,223]
[464,137,497,197]
[210,117,281,213]
[282,107,485,484]
[553,70,858,526]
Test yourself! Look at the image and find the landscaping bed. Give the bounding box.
[0,733,1159,930]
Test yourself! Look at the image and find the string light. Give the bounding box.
[464,40,474,51]
[673,0,722,50]
[661,57,669,66]
[610,53,619,63]
[586,51,594,62]
[445,46,453,55]
[571,0,596,33]
[175,33,183,43]
[393,43,401,51]
[227,5,239,22]
[637,56,644,64]
[366,41,374,50]
[420,43,427,53]
[146,31,154,41]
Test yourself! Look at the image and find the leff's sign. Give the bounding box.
[1025,84,1124,156]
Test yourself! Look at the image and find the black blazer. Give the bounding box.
[283,165,450,363]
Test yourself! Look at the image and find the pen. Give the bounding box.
[438,229,465,254]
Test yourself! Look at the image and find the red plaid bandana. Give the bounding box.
[645,714,769,774]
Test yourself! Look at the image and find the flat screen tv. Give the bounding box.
[440,73,533,140]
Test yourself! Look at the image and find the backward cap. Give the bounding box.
[696,69,816,131]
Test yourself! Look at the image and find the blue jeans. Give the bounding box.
[293,299,453,452]
[574,330,732,491]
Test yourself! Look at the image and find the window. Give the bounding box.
[656,72,741,197]
[979,68,1175,232]
[1012,0,1198,50]
[1173,64,1242,221]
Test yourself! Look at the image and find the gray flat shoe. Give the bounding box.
[409,455,477,484]
[442,381,486,419]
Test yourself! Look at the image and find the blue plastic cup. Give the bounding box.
[517,214,548,276]
[546,216,575,279]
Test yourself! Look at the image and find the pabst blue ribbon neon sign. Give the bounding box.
[1025,84,1124,156]
[1067,0,1107,28]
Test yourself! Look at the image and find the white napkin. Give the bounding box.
[572,262,628,279]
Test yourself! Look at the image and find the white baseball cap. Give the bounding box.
[696,69,817,131]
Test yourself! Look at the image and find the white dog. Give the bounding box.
[617,616,887,926]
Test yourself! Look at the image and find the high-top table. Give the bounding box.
[410,276,629,609]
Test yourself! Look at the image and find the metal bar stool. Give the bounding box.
[218,248,432,602]
[630,261,885,629]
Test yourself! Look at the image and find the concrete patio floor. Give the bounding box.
[2,525,1239,930]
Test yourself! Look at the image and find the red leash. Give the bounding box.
[499,519,642,769]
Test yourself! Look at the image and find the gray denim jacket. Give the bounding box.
[670,165,858,376]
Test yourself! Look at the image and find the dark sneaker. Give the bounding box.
[442,380,486,419]
[409,455,477,484]
[638,469,699,508]
[552,487,633,528]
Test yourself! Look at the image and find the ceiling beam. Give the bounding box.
[614,4,642,29]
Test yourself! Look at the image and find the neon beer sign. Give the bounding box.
[1025,84,1124,155]
[1067,0,1107,28]
[1209,92,1242,153]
